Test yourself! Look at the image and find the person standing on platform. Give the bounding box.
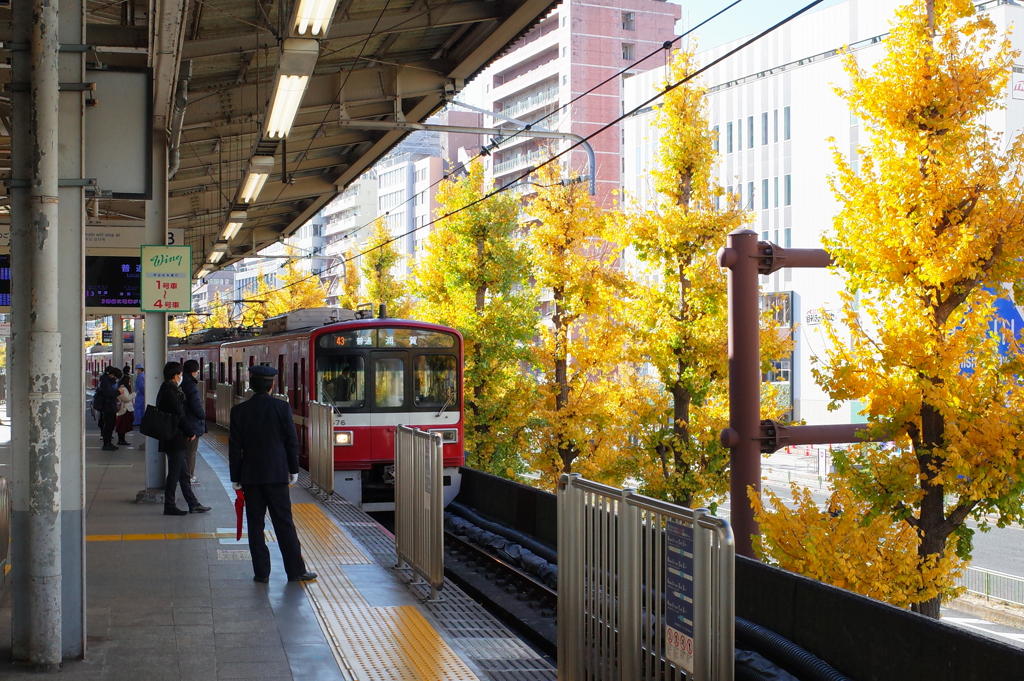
[123,362,132,378]
[229,365,316,584]
[157,361,211,516]
[95,366,121,451]
[114,373,134,445]
[181,359,206,485]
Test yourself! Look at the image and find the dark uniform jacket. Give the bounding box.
[96,374,119,414]
[181,373,207,435]
[228,392,299,485]
[155,379,195,453]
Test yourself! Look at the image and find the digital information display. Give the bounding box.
[0,255,11,308]
[86,256,141,308]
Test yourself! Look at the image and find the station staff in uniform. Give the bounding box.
[229,365,316,584]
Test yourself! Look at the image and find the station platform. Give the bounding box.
[0,420,555,681]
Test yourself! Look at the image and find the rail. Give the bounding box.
[957,566,1024,607]
[307,401,334,498]
[394,425,445,601]
[558,474,734,681]
[215,383,233,428]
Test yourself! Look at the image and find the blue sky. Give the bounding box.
[668,0,847,49]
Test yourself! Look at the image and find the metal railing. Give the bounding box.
[394,425,444,601]
[558,474,735,681]
[492,86,559,122]
[215,383,233,428]
[957,566,1024,606]
[307,401,335,497]
[493,149,547,175]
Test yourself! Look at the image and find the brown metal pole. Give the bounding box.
[718,229,761,558]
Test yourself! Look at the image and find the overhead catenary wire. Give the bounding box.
[201,0,827,318]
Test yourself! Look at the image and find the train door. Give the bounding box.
[369,351,408,462]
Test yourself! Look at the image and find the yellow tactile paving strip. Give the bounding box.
[86,531,275,541]
[292,503,479,681]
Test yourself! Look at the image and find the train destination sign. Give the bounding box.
[665,518,695,674]
[318,328,456,349]
[140,245,192,313]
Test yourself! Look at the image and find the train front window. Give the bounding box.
[316,355,365,409]
[414,355,457,408]
[375,358,405,408]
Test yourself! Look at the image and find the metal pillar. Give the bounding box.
[144,131,168,492]
[111,315,124,370]
[717,230,761,559]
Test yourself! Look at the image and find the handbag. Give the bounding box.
[139,405,178,441]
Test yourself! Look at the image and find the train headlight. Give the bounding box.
[335,430,353,446]
[432,428,458,444]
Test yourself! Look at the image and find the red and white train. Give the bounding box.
[91,307,464,510]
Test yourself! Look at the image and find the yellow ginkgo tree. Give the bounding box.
[525,164,638,488]
[806,0,1024,618]
[412,161,537,476]
[622,48,786,508]
[361,217,412,318]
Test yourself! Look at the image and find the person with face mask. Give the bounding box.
[156,361,211,516]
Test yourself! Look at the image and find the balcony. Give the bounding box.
[492,149,547,176]
[491,87,559,125]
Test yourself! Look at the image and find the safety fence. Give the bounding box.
[215,384,233,428]
[394,425,444,601]
[0,477,9,576]
[957,566,1024,607]
[307,401,335,498]
[558,474,734,681]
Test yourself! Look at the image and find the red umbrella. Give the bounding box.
[235,489,245,541]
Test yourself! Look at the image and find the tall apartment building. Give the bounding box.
[624,0,1024,425]
[477,0,680,206]
[321,175,378,305]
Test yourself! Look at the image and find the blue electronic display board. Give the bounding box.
[665,518,695,673]
[85,256,141,308]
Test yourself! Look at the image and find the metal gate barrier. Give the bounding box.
[394,425,444,601]
[215,384,233,428]
[307,401,334,497]
[558,473,734,681]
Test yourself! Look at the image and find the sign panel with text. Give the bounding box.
[140,245,192,313]
[665,518,695,673]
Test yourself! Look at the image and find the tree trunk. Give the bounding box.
[912,401,948,619]
[552,285,576,473]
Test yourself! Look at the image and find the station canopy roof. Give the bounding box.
[0,0,557,274]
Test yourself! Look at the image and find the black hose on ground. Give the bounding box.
[447,500,558,565]
[735,649,800,681]
[736,616,853,681]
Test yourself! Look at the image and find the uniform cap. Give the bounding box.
[248,365,278,377]
[135,364,143,369]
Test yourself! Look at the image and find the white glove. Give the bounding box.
[288,473,298,485]
[231,482,242,490]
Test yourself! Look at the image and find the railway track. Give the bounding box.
[444,530,557,657]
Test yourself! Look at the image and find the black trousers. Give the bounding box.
[99,411,116,446]
[243,483,306,580]
[164,449,199,511]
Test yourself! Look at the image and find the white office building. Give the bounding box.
[623,0,1024,424]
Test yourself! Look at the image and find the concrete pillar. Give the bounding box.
[144,131,168,491]
[112,315,124,371]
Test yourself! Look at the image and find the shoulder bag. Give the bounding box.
[139,405,178,441]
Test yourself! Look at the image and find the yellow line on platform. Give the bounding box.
[86,531,272,542]
[292,503,478,681]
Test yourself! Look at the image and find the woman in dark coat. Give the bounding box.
[157,361,211,516]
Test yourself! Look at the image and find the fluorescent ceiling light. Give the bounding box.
[197,267,211,279]
[208,251,225,264]
[221,211,247,241]
[264,39,318,139]
[266,75,309,138]
[240,156,274,203]
[294,0,339,37]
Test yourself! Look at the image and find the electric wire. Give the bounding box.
[199,0,827,318]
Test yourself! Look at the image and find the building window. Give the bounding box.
[727,122,733,153]
[784,228,791,248]
[784,174,792,205]
[737,119,742,151]
[563,46,568,57]
[728,185,733,201]
[747,181,754,210]
[761,112,768,145]
[761,179,768,209]
[737,184,742,206]
[712,125,719,152]
[563,15,567,26]
[622,43,634,60]
[747,115,753,149]
[563,74,568,85]
[774,177,779,208]
[762,230,769,241]
[784,106,791,140]
[622,12,635,30]
[773,109,778,143]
